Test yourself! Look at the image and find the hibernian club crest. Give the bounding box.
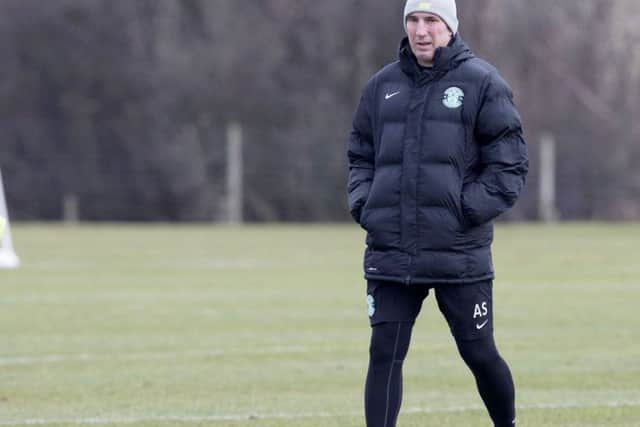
[367,295,376,317]
[443,86,464,109]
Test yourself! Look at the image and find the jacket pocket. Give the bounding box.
[359,204,371,230]
[456,182,470,231]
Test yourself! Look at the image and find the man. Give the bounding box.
[347,1,529,426]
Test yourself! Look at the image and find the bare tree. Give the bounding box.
[0,0,638,221]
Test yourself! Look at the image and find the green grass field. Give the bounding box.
[1,223,639,427]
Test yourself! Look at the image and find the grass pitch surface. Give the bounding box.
[1,223,639,426]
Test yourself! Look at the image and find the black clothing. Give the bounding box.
[367,279,494,341]
[456,335,516,426]
[365,322,412,427]
[365,322,515,427]
[348,34,529,285]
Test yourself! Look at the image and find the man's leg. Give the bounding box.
[435,281,516,427]
[455,335,516,427]
[364,281,428,427]
[365,321,413,427]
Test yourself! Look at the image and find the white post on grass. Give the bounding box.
[0,168,20,268]
[63,193,79,224]
[539,133,558,222]
[226,121,243,224]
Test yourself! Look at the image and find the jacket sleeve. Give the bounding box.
[347,86,375,224]
[461,72,529,226]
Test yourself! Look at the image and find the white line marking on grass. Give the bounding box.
[0,346,309,367]
[406,399,640,414]
[520,400,640,410]
[2,400,639,426]
[25,258,263,271]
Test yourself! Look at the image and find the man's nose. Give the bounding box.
[416,22,428,36]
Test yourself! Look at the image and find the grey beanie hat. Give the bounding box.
[404,0,459,34]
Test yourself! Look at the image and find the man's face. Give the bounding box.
[405,12,453,67]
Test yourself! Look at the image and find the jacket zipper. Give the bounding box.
[406,82,434,287]
[405,255,413,285]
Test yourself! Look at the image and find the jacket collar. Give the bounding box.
[399,33,474,84]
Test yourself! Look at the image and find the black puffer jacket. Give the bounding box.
[347,35,528,285]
